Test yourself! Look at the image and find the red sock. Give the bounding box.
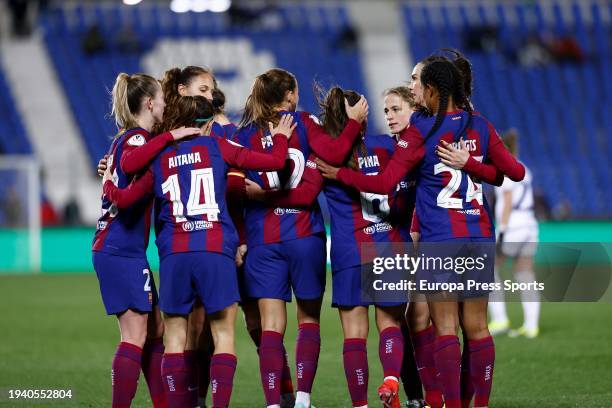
[295,323,320,393]
[379,327,404,379]
[434,335,461,408]
[161,353,192,408]
[112,342,142,408]
[142,338,168,408]
[183,350,198,407]
[281,344,294,395]
[210,353,237,408]
[460,333,474,408]
[412,326,443,408]
[343,338,368,407]
[259,331,284,405]
[469,336,495,408]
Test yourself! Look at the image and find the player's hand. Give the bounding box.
[97,154,109,177]
[170,126,202,141]
[315,158,340,180]
[346,95,369,123]
[245,179,266,201]
[269,114,296,139]
[102,163,113,184]
[437,139,470,169]
[235,244,248,268]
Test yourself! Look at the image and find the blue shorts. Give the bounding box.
[244,234,326,302]
[416,237,495,299]
[332,265,405,308]
[92,251,158,315]
[159,252,240,315]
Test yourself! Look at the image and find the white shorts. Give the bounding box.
[501,227,538,258]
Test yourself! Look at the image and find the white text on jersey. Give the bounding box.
[358,155,380,169]
[168,152,202,169]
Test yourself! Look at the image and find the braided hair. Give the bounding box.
[420,59,473,142]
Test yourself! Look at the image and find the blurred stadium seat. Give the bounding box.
[402,1,611,216]
[39,3,368,166]
[0,62,31,155]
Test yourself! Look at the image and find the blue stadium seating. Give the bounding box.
[0,63,31,155]
[402,1,611,217]
[38,2,610,217]
[39,3,368,166]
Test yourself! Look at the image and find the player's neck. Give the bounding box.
[134,115,154,133]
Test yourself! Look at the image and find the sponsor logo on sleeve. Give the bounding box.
[306,160,317,169]
[309,114,321,125]
[397,140,408,148]
[127,134,146,146]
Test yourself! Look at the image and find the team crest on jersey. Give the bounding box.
[397,140,408,148]
[363,222,393,235]
[97,220,107,230]
[261,135,274,149]
[127,134,146,146]
[182,220,213,232]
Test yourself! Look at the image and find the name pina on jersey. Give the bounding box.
[358,155,380,169]
[168,152,202,169]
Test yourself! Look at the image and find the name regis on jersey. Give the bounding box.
[450,139,477,151]
[358,155,381,169]
[168,152,202,169]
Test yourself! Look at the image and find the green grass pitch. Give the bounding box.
[1,273,611,407]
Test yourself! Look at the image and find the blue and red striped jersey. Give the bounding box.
[338,110,524,242]
[102,133,288,260]
[411,111,494,241]
[92,127,154,257]
[233,111,325,247]
[151,137,237,259]
[212,122,238,140]
[324,135,416,272]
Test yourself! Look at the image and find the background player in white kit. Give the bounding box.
[489,129,541,338]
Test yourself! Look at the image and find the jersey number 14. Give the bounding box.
[161,168,220,223]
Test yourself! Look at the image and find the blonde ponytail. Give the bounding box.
[110,72,159,132]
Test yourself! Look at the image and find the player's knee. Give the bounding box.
[462,318,489,340]
[165,329,187,353]
[434,320,458,336]
[121,330,147,348]
[260,313,286,334]
[343,322,368,339]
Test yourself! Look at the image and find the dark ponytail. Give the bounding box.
[421,59,474,142]
[211,88,226,114]
[316,84,367,170]
[420,60,455,140]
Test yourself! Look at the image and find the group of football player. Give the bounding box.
[92,49,529,408]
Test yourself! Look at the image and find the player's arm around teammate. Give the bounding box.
[103,96,293,408]
[91,73,197,408]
